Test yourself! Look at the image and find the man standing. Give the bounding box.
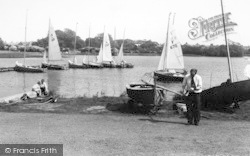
[182,69,202,126]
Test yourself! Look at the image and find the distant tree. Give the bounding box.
[0,38,4,50]
[33,28,85,50]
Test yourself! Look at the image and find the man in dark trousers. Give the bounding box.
[182,69,202,126]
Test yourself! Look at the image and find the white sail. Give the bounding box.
[97,44,103,63]
[244,64,250,79]
[165,29,184,70]
[43,51,47,63]
[82,55,88,64]
[102,30,113,62]
[157,14,184,71]
[157,42,166,70]
[116,43,124,64]
[48,20,62,61]
[74,57,77,64]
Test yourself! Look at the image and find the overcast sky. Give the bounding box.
[0,0,249,45]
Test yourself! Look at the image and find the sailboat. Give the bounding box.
[154,13,186,82]
[115,42,134,68]
[68,23,88,69]
[14,10,44,73]
[41,19,66,70]
[201,0,250,111]
[81,26,103,68]
[98,29,116,68]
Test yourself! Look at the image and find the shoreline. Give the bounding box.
[1,96,250,121]
[0,50,247,58]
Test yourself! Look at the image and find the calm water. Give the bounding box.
[0,55,249,98]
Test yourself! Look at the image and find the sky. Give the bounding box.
[0,0,249,46]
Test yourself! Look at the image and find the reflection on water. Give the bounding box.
[0,56,249,98]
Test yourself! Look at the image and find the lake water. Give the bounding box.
[0,55,249,98]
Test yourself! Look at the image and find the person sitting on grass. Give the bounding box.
[32,81,41,97]
[40,79,48,96]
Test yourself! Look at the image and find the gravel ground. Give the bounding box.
[0,112,250,156]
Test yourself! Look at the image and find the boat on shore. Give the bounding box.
[126,83,155,105]
[155,13,186,82]
[41,19,66,70]
[0,91,37,104]
[200,0,250,111]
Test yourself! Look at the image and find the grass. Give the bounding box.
[1,91,250,121]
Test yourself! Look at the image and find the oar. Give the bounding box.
[141,79,183,96]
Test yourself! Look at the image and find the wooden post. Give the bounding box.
[153,72,158,106]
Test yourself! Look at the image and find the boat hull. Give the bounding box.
[116,63,134,68]
[154,70,186,82]
[83,62,103,68]
[41,63,66,70]
[201,79,250,110]
[68,62,88,69]
[0,67,14,72]
[126,84,155,105]
[14,65,44,73]
[102,62,116,68]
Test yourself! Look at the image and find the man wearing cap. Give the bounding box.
[182,69,202,126]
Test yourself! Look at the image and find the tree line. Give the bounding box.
[0,28,249,57]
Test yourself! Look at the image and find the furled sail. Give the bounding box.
[48,20,62,61]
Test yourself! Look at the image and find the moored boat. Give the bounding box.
[115,33,134,68]
[68,60,88,69]
[155,13,186,82]
[13,10,44,73]
[154,69,187,82]
[42,19,66,70]
[14,61,44,73]
[97,28,117,68]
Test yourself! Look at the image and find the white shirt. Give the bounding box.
[244,64,250,79]
[182,74,202,93]
[32,84,41,92]
[40,82,48,92]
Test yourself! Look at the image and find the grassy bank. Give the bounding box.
[1,95,250,121]
[0,50,70,58]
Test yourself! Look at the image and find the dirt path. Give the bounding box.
[0,112,250,156]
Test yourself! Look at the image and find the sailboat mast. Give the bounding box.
[220,0,233,82]
[74,22,78,62]
[88,24,90,63]
[24,10,28,66]
[162,13,172,69]
[122,28,126,44]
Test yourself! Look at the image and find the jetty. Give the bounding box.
[0,67,14,72]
